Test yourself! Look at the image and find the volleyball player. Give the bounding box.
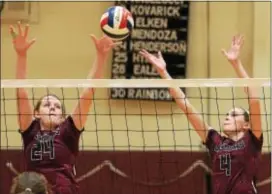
[140,35,263,194]
[10,22,117,194]
[10,172,51,194]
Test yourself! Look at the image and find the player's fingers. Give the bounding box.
[17,21,23,36]
[143,49,153,56]
[235,34,240,45]
[139,50,148,59]
[9,26,17,39]
[24,24,29,38]
[89,34,98,44]
[221,49,227,56]
[143,49,149,54]
[141,53,153,64]
[100,35,109,42]
[6,162,19,176]
[9,25,14,33]
[158,51,163,58]
[232,35,236,46]
[89,34,96,40]
[141,49,150,56]
[239,35,245,46]
[26,38,36,49]
[141,52,150,60]
[139,50,146,56]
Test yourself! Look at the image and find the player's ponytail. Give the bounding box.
[22,188,33,194]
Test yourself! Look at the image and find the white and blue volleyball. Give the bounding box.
[100,6,134,41]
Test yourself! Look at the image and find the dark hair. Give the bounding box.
[10,172,51,194]
[34,94,66,116]
[239,107,250,122]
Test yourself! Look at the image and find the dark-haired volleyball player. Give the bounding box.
[140,35,263,194]
[11,22,117,194]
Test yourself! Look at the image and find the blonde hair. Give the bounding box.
[10,172,51,194]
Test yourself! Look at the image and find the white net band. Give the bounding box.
[1,78,271,88]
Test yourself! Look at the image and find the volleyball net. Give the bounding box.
[1,78,271,193]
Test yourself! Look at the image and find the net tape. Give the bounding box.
[1,78,271,88]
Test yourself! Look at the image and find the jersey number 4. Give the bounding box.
[219,153,231,176]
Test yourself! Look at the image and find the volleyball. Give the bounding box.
[100,6,134,41]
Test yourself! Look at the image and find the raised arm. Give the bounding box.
[71,35,118,130]
[222,35,262,139]
[10,23,36,131]
[140,50,211,142]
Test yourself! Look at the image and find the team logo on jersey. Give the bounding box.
[214,140,245,152]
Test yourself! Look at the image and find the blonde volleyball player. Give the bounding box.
[10,172,52,194]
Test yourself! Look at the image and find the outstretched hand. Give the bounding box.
[10,22,36,56]
[90,35,120,57]
[221,34,244,63]
[139,49,167,75]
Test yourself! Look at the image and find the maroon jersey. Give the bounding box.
[19,116,83,194]
[205,129,263,194]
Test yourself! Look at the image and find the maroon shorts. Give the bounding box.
[52,185,78,194]
[50,173,78,194]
